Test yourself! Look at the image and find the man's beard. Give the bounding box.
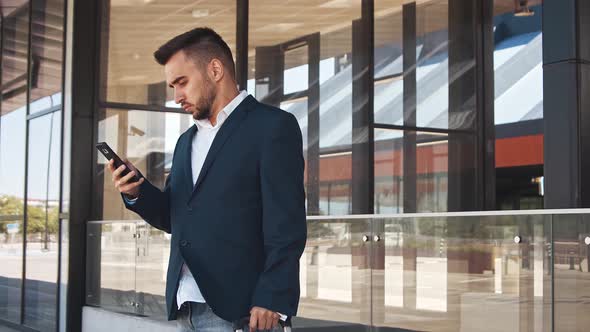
[193,79,216,120]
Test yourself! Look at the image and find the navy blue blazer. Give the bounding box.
[123,95,307,322]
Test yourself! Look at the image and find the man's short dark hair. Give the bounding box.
[154,27,235,78]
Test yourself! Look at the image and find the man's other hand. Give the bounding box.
[249,306,279,331]
[107,159,144,199]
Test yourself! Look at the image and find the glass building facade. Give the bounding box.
[0,0,589,331]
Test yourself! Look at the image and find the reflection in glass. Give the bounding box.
[374,77,403,126]
[374,129,450,213]
[103,0,236,106]
[249,0,360,216]
[86,221,137,315]
[297,218,371,328]
[0,106,26,323]
[280,98,308,155]
[373,1,476,131]
[374,129,404,214]
[86,220,170,318]
[415,218,447,312]
[0,7,30,325]
[135,224,169,319]
[283,46,308,95]
[319,182,351,216]
[415,0,451,129]
[416,132,449,212]
[553,214,590,331]
[29,0,65,114]
[25,112,61,331]
[89,213,555,331]
[374,1,403,126]
[493,1,543,125]
[374,215,551,331]
[1,5,29,115]
[97,109,192,221]
[493,1,544,211]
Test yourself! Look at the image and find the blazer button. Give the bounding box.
[180,240,188,247]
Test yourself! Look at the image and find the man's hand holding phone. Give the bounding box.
[108,159,145,199]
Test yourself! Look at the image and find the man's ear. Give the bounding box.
[209,59,224,82]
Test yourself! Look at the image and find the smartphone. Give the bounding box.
[96,142,141,182]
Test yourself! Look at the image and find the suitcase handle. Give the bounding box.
[233,316,292,332]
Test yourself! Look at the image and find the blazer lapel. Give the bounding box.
[184,125,198,196]
[189,95,256,200]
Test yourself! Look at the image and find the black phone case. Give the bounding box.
[96,142,141,182]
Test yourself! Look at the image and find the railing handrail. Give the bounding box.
[306,208,590,219]
[87,207,590,224]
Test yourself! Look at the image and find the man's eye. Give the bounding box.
[180,81,187,86]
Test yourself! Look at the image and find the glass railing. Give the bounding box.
[86,210,590,331]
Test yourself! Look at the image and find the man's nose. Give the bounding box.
[174,90,184,104]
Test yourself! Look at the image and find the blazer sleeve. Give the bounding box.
[251,112,307,316]
[121,136,182,234]
[122,174,172,234]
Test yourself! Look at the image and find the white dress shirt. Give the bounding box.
[175,90,250,308]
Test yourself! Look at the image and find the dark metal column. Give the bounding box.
[235,0,248,91]
[351,1,374,326]
[401,1,418,313]
[447,1,485,330]
[448,0,479,212]
[307,33,320,216]
[351,0,375,215]
[67,0,102,330]
[478,0,496,211]
[402,2,417,214]
[544,0,590,208]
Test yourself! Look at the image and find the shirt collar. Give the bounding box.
[194,90,249,130]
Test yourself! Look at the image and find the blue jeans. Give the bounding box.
[176,302,283,332]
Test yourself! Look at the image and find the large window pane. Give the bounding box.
[0,105,26,323]
[493,0,544,210]
[493,1,543,125]
[415,0,451,129]
[374,1,403,126]
[374,129,404,213]
[374,1,480,212]
[29,0,65,115]
[248,0,361,216]
[374,1,478,131]
[0,3,29,323]
[24,111,61,331]
[97,109,193,220]
[102,1,236,106]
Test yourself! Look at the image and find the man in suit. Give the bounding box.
[107,27,307,331]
